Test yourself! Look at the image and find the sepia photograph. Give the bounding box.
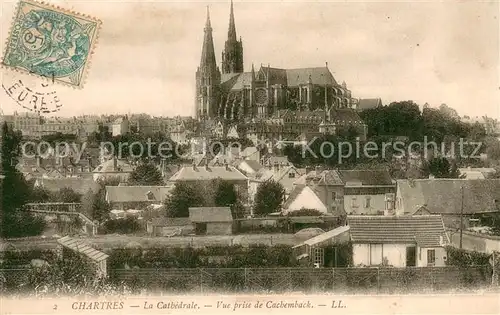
[0,0,499,314]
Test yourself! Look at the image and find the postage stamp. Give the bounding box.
[1,0,101,88]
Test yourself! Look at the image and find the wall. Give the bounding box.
[207,222,232,235]
[284,186,327,214]
[353,243,408,267]
[417,247,447,267]
[449,230,500,254]
[314,185,344,215]
[344,194,387,215]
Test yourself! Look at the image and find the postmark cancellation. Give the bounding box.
[2,0,101,88]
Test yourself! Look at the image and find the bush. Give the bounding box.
[445,246,490,267]
[287,208,324,217]
[108,245,299,269]
[101,217,141,234]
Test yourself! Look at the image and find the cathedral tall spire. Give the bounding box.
[200,6,216,69]
[222,0,244,74]
[228,0,237,42]
[196,6,221,120]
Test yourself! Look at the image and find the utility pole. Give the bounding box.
[459,185,464,249]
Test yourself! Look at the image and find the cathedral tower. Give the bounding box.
[221,0,244,74]
[195,7,221,120]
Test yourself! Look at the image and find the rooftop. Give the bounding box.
[189,207,233,223]
[348,215,448,247]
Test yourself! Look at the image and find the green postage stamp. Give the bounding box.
[2,0,101,88]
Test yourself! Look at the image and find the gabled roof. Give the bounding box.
[106,186,173,203]
[295,169,344,186]
[189,207,233,223]
[397,179,500,214]
[239,159,264,173]
[57,236,108,262]
[357,98,382,111]
[339,170,394,186]
[348,215,448,247]
[169,165,248,181]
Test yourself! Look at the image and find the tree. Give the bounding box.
[82,185,111,223]
[428,157,460,178]
[53,187,82,203]
[253,180,286,216]
[212,179,245,219]
[214,180,238,207]
[1,122,46,237]
[164,182,204,217]
[127,162,164,186]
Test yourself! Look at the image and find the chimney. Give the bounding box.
[225,162,230,171]
[192,162,197,170]
[205,159,210,170]
[36,155,41,167]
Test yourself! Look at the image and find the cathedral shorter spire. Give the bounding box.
[222,0,244,74]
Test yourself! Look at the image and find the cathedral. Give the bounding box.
[195,1,365,140]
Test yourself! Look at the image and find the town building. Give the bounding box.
[395,179,500,229]
[105,186,173,210]
[189,207,233,235]
[168,164,249,198]
[348,215,449,267]
[92,158,134,182]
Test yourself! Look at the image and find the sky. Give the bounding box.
[0,0,499,119]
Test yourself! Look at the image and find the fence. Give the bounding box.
[109,266,493,293]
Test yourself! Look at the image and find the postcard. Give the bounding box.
[0,0,499,314]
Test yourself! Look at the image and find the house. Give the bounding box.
[169,164,248,198]
[283,185,328,214]
[348,215,449,267]
[92,158,134,182]
[248,163,306,208]
[189,207,233,235]
[111,117,129,137]
[292,225,351,267]
[34,177,100,195]
[339,170,396,215]
[240,146,261,162]
[292,167,344,215]
[356,98,382,111]
[236,159,264,176]
[396,179,500,228]
[105,186,173,210]
[147,217,193,237]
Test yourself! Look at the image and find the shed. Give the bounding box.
[189,207,234,235]
[57,236,109,277]
[293,225,351,267]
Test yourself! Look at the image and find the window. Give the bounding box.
[427,249,436,266]
[331,192,337,201]
[288,172,295,178]
[365,196,371,208]
[312,247,324,267]
[351,197,358,208]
